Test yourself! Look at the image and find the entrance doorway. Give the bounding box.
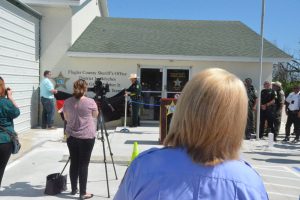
[139,66,190,121]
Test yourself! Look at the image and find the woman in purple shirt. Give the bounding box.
[63,79,98,200]
[114,68,269,200]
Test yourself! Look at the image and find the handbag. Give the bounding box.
[44,157,70,195]
[0,125,21,154]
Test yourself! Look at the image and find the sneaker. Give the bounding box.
[282,137,289,142]
[47,126,57,130]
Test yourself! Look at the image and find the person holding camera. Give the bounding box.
[0,76,20,187]
[40,70,57,129]
[283,85,300,143]
[63,79,98,199]
[114,69,268,200]
[126,73,142,127]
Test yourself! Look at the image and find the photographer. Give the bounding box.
[0,76,20,187]
[283,85,300,143]
[126,74,141,127]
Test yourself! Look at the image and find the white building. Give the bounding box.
[0,0,41,132]
[1,0,291,129]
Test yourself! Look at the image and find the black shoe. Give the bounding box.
[282,137,289,142]
[70,189,78,195]
[292,138,299,143]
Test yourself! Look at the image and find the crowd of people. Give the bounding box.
[244,78,299,143]
[1,69,299,199]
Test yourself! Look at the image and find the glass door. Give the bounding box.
[140,68,162,120]
[139,67,190,120]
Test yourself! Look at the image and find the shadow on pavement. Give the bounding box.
[244,151,300,157]
[0,182,79,199]
[0,182,44,197]
[125,140,159,145]
[252,158,300,164]
[274,143,300,150]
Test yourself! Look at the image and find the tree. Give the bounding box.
[273,60,300,81]
[273,60,300,94]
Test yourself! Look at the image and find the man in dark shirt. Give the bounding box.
[244,78,257,139]
[126,73,142,127]
[259,81,276,140]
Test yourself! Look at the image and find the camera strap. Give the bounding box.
[0,125,16,139]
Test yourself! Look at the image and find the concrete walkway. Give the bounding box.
[2,121,300,200]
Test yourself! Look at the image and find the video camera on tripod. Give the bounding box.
[87,78,109,99]
[87,78,118,198]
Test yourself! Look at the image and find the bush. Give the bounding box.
[281,81,300,96]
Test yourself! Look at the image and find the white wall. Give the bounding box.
[30,1,101,70]
[71,0,101,44]
[0,0,40,132]
[27,2,101,127]
[52,57,274,97]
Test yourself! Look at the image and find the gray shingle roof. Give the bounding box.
[69,17,291,59]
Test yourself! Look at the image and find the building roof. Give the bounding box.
[20,0,87,6]
[6,0,42,19]
[68,17,291,61]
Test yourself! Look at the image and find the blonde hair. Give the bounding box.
[164,68,248,165]
[73,79,88,99]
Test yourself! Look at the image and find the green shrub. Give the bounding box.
[281,81,300,96]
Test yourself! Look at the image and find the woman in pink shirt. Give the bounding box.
[63,79,98,199]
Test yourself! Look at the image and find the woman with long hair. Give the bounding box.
[0,76,20,187]
[63,79,98,199]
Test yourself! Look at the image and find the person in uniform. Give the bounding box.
[283,85,300,143]
[244,78,257,139]
[259,81,276,140]
[126,73,142,127]
[272,81,285,140]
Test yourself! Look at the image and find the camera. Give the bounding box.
[88,78,109,98]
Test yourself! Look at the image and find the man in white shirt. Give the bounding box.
[283,85,300,143]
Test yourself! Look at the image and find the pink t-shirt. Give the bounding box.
[63,96,98,139]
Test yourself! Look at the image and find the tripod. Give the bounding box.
[95,98,118,198]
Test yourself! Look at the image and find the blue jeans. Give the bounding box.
[41,97,55,128]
